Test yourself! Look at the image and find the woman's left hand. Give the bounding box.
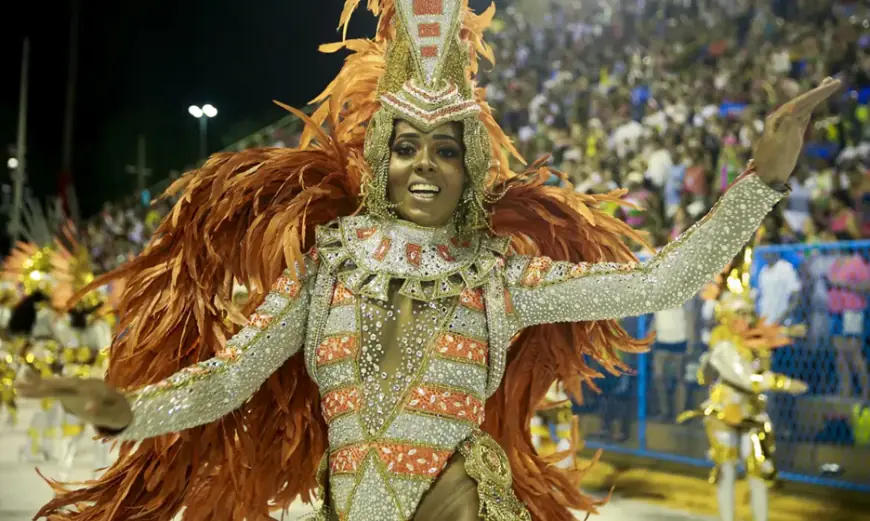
[754,77,842,185]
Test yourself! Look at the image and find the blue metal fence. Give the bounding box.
[573,240,870,493]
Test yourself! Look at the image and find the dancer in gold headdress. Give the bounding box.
[678,244,808,521]
[18,1,837,519]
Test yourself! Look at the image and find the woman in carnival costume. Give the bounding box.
[678,244,809,521]
[19,1,838,519]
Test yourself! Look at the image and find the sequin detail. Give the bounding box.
[316,216,508,302]
[316,336,359,366]
[332,283,356,306]
[405,385,484,424]
[459,287,485,312]
[331,443,451,478]
[322,387,362,423]
[458,430,532,520]
[117,259,317,441]
[433,333,487,365]
[271,275,302,298]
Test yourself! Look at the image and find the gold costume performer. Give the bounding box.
[678,246,808,521]
[0,280,23,428]
[18,2,837,520]
[2,242,67,461]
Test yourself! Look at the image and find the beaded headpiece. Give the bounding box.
[51,222,103,312]
[363,0,492,231]
[0,243,54,296]
[715,241,757,322]
[1,197,61,296]
[0,195,73,296]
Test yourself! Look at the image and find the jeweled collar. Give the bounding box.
[316,215,509,302]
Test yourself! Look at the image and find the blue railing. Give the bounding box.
[574,241,870,493]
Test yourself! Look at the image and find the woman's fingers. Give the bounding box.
[16,375,83,399]
[14,380,44,398]
[766,78,841,135]
[789,78,842,118]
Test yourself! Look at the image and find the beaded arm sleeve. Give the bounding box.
[506,173,786,327]
[110,259,317,441]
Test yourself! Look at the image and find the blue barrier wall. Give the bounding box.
[573,240,870,492]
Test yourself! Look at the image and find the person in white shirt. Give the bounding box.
[770,48,792,76]
[646,136,675,189]
[757,255,802,325]
[610,118,645,158]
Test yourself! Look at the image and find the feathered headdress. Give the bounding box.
[703,228,792,354]
[705,228,764,322]
[1,242,54,296]
[306,0,521,232]
[1,196,62,296]
[50,222,114,317]
[38,2,648,520]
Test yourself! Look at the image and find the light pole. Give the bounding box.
[188,104,217,161]
[10,38,30,242]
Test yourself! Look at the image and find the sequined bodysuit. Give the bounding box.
[112,174,783,521]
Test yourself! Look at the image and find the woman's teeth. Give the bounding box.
[409,184,440,200]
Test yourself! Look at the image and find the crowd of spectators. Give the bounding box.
[79,0,870,272]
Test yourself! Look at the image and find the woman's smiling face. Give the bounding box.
[387,120,466,227]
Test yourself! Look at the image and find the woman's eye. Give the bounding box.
[393,144,415,156]
[438,147,460,159]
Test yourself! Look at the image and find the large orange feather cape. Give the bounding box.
[36,2,650,520]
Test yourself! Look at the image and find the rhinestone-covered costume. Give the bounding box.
[37,1,788,520]
[112,174,781,521]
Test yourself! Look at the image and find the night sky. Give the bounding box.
[0,0,385,218]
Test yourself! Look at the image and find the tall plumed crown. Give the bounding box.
[1,243,54,296]
[1,196,62,296]
[362,0,493,231]
[378,0,479,129]
[51,222,103,311]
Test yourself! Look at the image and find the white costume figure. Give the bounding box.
[531,381,576,469]
[11,293,69,461]
[57,327,111,469]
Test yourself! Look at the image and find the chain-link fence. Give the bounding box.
[575,241,870,493]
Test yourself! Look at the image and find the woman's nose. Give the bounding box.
[413,152,436,174]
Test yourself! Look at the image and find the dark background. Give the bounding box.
[0,0,388,218]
